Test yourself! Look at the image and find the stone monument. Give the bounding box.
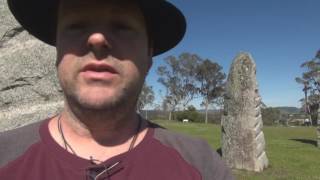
[221,52,268,172]
[0,0,63,132]
[317,109,320,148]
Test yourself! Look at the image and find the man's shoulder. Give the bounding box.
[150,121,234,180]
[0,121,42,167]
[153,124,209,152]
[0,121,42,137]
[152,124,216,162]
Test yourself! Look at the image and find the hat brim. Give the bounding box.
[7,0,186,56]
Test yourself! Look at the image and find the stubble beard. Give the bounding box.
[62,77,145,121]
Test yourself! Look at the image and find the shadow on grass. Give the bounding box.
[289,138,317,146]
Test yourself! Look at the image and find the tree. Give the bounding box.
[176,105,201,122]
[197,59,226,124]
[261,107,281,126]
[296,50,320,125]
[299,94,320,125]
[157,53,201,120]
[137,83,155,118]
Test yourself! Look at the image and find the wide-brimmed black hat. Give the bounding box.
[7,0,186,56]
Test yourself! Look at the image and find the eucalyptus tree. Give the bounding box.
[296,50,320,125]
[197,59,226,123]
[157,53,201,120]
[137,83,155,118]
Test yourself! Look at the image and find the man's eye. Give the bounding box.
[112,23,133,32]
[66,23,86,30]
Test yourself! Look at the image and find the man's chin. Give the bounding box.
[77,97,124,110]
[64,85,139,112]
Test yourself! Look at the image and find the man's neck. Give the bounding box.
[48,103,147,161]
[62,100,141,143]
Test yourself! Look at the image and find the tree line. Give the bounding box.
[138,52,226,123]
[138,50,320,126]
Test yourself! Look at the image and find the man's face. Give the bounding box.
[56,0,152,110]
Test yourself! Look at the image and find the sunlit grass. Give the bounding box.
[152,120,320,180]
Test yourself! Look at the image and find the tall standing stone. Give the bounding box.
[221,52,268,172]
[317,109,320,148]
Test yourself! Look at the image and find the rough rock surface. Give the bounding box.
[0,0,63,132]
[317,109,320,148]
[221,52,268,172]
[318,109,320,148]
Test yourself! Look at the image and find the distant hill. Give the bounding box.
[273,106,301,114]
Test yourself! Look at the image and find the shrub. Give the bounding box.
[176,105,202,122]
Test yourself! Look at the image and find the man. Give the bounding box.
[0,0,234,179]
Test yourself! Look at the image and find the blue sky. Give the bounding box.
[145,0,320,109]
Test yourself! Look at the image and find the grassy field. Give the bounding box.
[152,120,320,180]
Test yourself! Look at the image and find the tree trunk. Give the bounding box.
[310,103,319,126]
[304,84,312,125]
[204,99,209,124]
[169,111,172,121]
[317,127,320,148]
[205,104,208,124]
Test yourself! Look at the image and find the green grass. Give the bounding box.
[152,120,320,180]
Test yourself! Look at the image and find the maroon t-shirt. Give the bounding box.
[0,119,234,180]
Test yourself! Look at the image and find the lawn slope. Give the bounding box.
[153,120,320,180]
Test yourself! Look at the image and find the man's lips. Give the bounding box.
[82,63,118,73]
[80,63,118,80]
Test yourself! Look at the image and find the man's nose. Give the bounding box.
[87,33,112,58]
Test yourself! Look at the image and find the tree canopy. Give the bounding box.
[197,59,226,123]
[296,49,320,125]
[157,53,226,121]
